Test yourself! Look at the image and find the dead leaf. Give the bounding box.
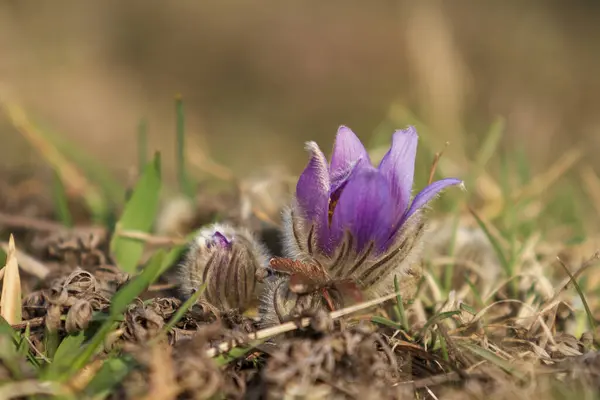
[0,234,22,324]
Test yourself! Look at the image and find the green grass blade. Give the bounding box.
[43,331,86,379]
[16,324,30,358]
[160,285,205,335]
[458,341,526,380]
[464,274,485,308]
[469,208,510,273]
[0,316,24,379]
[110,152,162,274]
[214,339,266,366]
[137,118,148,175]
[63,322,117,381]
[36,121,125,206]
[44,325,60,361]
[83,355,136,399]
[558,259,597,339]
[469,116,505,186]
[417,311,461,339]
[110,250,166,317]
[175,95,193,198]
[371,316,403,330]
[52,169,73,228]
[393,275,408,330]
[443,210,461,293]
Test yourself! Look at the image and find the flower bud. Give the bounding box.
[174,223,270,313]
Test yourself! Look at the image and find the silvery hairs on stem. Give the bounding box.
[174,223,271,313]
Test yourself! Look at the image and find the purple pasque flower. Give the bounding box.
[282,125,463,294]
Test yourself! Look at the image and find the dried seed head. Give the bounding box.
[65,299,93,333]
[174,223,270,313]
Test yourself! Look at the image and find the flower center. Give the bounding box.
[328,198,338,226]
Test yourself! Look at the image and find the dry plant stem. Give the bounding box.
[0,212,73,233]
[428,141,450,185]
[11,317,45,330]
[0,380,68,398]
[205,290,403,358]
[405,371,462,389]
[116,230,187,247]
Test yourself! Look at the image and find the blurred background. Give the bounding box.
[1,0,600,185]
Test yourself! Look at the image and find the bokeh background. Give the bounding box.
[1,1,600,185]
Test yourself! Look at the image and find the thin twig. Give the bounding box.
[428,142,450,185]
[11,317,45,330]
[116,230,187,246]
[205,290,402,358]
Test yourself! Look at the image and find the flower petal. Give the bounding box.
[296,141,330,219]
[296,141,331,243]
[330,167,394,254]
[329,126,371,175]
[329,156,367,196]
[402,178,463,222]
[378,126,418,216]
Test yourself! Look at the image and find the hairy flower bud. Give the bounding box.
[174,223,270,313]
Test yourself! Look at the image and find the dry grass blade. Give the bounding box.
[579,164,600,218]
[556,256,597,337]
[206,289,403,358]
[514,146,582,201]
[1,100,102,200]
[0,235,22,324]
[186,134,235,181]
[0,380,69,399]
[116,230,188,247]
[428,141,450,185]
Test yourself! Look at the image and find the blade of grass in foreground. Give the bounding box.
[43,331,86,379]
[110,152,162,274]
[0,316,24,379]
[83,355,136,399]
[160,285,205,335]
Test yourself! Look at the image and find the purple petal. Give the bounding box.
[330,167,394,254]
[378,127,418,216]
[208,232,232,249]
[296,141,331,243]
[402,178,463,222]
[329,156,367,195]
[329,126,371,176]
